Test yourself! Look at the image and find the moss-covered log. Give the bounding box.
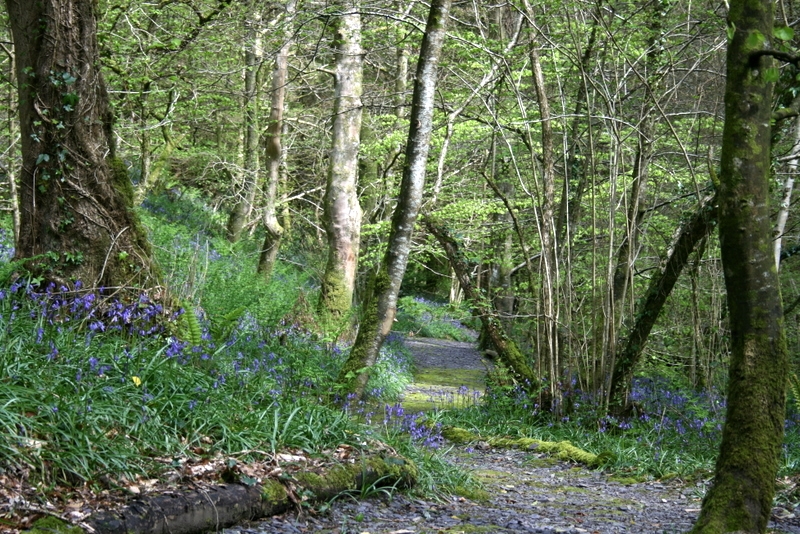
[86,454,417,534]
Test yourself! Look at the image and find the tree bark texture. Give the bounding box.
[87,452,417,534]
[6,0,160,291]
[258,0,296,280]
[609,192,717,411]
[691,0,788,530]
[337,0,451,399]
[319,2,363,317]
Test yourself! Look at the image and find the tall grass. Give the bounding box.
[0,195,467,499]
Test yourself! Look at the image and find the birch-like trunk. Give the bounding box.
[319,2,363,318]
[258,1,296,280]
[774,117,800,270]
[337,0,451,400]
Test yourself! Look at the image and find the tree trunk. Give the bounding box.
[691,0,787,529]
[3,38,20,244]
[227,6,263,243]
[257,0,296,280]
[337,0,451,400]
[774,116,800,271]
[318,1,363,318]
[425,218,540,394]
[609,192,717,410]
[6,0,160,291]
[523,0,560,410]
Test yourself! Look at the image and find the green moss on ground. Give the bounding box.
[440,426,604,468]
[414,368,485,389]
[26,517,83,534]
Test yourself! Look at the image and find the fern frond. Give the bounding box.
[210,306,246,343]
[789,372,800,411]
[178,301,203,346]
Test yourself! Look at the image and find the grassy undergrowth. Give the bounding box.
[0,195,467,502]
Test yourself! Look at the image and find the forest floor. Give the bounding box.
[233,336,800,534]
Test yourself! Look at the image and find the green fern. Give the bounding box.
[178,301,203,346]
[0,252,54,286]
[210,306,245,343]
[789,372,800,411]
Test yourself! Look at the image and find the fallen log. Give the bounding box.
[86,454,417,534]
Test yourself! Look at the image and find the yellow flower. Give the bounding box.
[132,376,142,387]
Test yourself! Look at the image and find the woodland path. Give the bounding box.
[227,337,800,534]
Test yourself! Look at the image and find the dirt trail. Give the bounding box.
[227,337,800,534]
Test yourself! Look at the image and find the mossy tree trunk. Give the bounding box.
[608,192,717,412]
[337,0,451,400]
[6,0,160,291]
[691,0,788,530]
[257,0,296,280]
[319,1,363,318]
[425,219,540,395]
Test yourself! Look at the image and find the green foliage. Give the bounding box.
[178,301,203,346]
[393,296,478,342]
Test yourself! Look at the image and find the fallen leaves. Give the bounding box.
[0,442,372,534]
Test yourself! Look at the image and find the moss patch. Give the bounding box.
[414,368,485,389]
[293,454,418,501]
[260,479,288,505]
[26,517,83,534]
[450,484,492,503]
[608,475,646,485]
[439,426,602,468]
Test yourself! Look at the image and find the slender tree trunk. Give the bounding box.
[258,0,296,280]
[691,0,787,529]
[774,117,800,270]
[227,7,263,243]
[6,0,160,290]
[3,38,20,244]
[319,1,363,318]
[609,192,717,410]
[523,0,559,410]
[605,0,664,403]
[426,218,541,394]
[133,88,179,204]
[337,0,451,400]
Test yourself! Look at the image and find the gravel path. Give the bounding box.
[225,337,800,534]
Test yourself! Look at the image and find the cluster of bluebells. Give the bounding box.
[383,403,444,449]
[422,384,483,411]
[4,280,177,338]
